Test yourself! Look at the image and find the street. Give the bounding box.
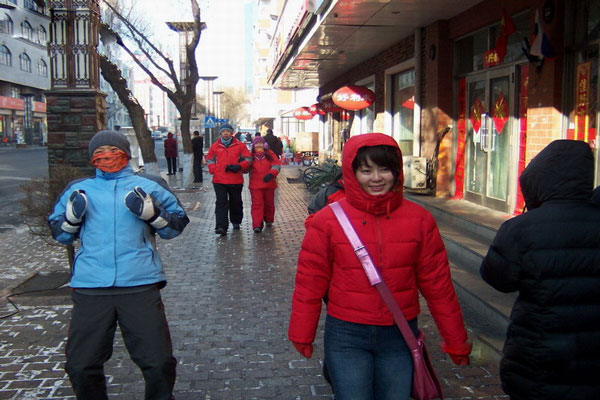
[0,165,506,399]
[0,145,49,231]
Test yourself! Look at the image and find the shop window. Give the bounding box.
[19,52,31,72]
[0,44,11,66]
[391,69,415,156]
[281,116,304,138]
[21,21,33,41]
[0,14,13,35]
[455,11,529,75]
[37,59,47,76]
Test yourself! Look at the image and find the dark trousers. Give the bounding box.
[213,183,243,231]
[166,157,177,174]
[193,154,203,182]
[65,288,176,400]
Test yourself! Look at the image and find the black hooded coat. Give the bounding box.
[480,140,600,400]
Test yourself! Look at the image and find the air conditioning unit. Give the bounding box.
[403,156,428,189]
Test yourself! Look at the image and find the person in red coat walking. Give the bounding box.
[163,132,178,175]
[289,132,471,400]
[248,136,281,233]
[206,124,252,235]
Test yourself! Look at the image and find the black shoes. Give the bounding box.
[215,227,227,235]
[233,224,241,230]
[253,227,262,233]
[265,221,273,227]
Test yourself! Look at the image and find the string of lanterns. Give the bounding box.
[294,85,375,120]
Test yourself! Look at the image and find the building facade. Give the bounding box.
[0,0,49,145]
[267,0,600,215]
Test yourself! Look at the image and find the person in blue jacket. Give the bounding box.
[48,130,189,400]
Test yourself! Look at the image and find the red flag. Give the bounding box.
[494,9,516,62]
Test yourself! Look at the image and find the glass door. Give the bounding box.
[465,67,515,212]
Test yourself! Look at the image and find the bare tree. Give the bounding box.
[220,87,249,126]
[101,0,203,187]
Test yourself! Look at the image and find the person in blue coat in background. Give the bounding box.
[48,130,189,400]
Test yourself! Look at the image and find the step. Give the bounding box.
[406,194,516,361]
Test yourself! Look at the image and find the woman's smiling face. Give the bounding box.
[355,155,395,196]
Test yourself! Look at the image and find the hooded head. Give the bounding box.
[520,139,593,210]
[88,130,131,159]
[167,132,174,139]
[252,135,268,150]
[342,133,404,214]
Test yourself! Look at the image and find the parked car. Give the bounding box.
[151,131,163,140]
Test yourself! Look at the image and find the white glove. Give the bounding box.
[62,190,87,233]
[124,187,168,229]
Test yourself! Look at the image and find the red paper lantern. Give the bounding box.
[309,103,326,115]
[319,98,344,113]
[332,85,376,110]
[294,106,314,120]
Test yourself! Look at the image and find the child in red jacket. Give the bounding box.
[249,136,280,233]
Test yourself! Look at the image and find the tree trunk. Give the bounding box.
[99,55,157,164]
[176,106,193,187]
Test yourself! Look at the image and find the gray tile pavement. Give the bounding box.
[0,166,507,399]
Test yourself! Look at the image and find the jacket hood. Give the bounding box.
[520,139,593,210]
[342,133,403,214]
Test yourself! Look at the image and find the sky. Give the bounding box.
[131,0,248,89]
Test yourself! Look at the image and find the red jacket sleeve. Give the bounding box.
[206,142,217,175]
[289,213,332,344]
[416,212,471,356]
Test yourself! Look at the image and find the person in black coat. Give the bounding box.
[191,130,204,183]
[480,139,600,400]
[263,128,283,158]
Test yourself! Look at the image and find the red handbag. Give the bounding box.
[330,202,444,400]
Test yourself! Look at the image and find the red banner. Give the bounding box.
[0,96,24,110]
[453,78,467,199]
[514,65,529,214]
[571,62,591,143]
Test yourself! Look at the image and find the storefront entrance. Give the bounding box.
[464,67,516,212]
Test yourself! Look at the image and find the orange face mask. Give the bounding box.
[91,150,130,173]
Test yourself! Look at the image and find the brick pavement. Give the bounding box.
[0,166,507,399]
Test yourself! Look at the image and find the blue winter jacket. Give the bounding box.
[48,166,189,288]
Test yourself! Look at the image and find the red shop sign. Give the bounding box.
[332,85,375,110]
[293,106,314,120]
[309,103,326,116]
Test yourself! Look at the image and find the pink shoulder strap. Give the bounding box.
[328,201,419,351]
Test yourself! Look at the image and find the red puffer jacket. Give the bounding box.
[206,138,252,185]
[249,150,281,189]
[289,133,471,357]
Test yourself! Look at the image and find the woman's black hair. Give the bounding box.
[352,145,402,184]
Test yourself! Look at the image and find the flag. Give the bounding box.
[494,9,517,62]
[530,10,556,59]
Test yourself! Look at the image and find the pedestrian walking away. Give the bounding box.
[480,139,600,400]
[47,130,190,400]
[206,123,252,235]
[191,130,204,183]
[263,128,283,158]
[248,136,280,233]
[164,132,178,175]
[289,132,472,400]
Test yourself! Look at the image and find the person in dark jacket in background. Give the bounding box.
[263,128,283,158]
[164,132,178,175]
[480,139,600,400]
[206,123,252,235]
[191,130,204,183]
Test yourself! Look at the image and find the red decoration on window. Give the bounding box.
[492,92,508,134]
[332,85,376,110]
[293,107,314,120]
[469,97,485,135]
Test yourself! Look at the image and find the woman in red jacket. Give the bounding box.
[163,132,178,175]
[249,136,280,232]
[289,133,471,400]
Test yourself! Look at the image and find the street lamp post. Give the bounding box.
[199,76,217,143]
[213,91,224,120]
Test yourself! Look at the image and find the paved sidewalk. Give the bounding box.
[0,166,507,399]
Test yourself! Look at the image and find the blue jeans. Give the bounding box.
[324,315,418,400]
